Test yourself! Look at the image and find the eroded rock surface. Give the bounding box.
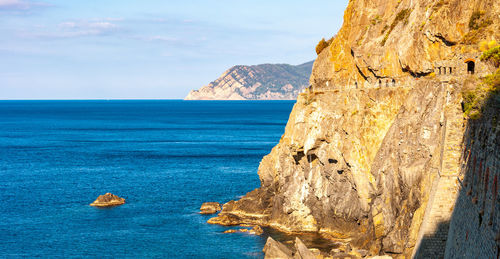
[200,202,221,214]
[263,237,294,259]
[294,237,316,259]
[90,193,125,207]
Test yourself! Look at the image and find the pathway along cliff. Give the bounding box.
[208,0,500,257]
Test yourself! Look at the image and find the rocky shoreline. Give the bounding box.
[203,0,500,257]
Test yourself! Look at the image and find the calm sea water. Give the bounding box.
[0,100,295,258]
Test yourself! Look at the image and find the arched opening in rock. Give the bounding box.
[438,67,442,75]
[355,82,358,89]
[392,79,395,86]
[378,79,381,87]
[465,59,475,74]
[449,67,452,74]
[443,67,446,75]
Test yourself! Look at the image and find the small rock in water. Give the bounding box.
[240,223,253,227]
[90,193,125,207]
[200,202,221,214]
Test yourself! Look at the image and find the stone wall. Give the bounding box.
[444,98,500,258]
[434,53,493,80]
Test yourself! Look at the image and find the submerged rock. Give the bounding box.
[249,225,264,235]
[199,202,221,214]
[223,225,264,235]
[90,193,125,207]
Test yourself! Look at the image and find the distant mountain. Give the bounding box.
[184,61,314,100]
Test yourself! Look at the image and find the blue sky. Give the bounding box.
[0,0,348,99]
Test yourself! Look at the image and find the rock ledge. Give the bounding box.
[200,202,221,214]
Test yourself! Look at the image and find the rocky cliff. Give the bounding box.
[184,61,313,100]
[209,0,499,257]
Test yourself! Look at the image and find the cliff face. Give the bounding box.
[184,61,313,100]
[209,0,499,257]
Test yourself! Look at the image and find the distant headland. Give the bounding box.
[184,61,313,100]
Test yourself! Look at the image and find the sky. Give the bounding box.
[0,0,349,99]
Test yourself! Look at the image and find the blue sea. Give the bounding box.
[0,100,295,258]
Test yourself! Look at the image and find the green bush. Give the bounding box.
[480,46,500,67]
[462,45,500,119]
[483,69,500,89]
[469,11,482,30]
[468,10,492,31]
[462,69,499,119]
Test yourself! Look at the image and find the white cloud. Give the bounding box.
[20,20,120,39]
[0,0,21,6]
[148,36,178,42]
[88,22,117,29]
[59,21,117,30]
[59,22,76,28]
[0,0,28,9]
[0,0,49,10]
[103,17,123,22]
[51,20,119,37]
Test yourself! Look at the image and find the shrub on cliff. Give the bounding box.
[461,11,493,44]
[480,43,500,67]
[315,36,334,55]
[468,11,492,30]
[463,44,500,119]
[469,11,483,30]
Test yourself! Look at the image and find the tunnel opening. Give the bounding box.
[465,59,475,74]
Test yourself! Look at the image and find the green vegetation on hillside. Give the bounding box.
[462,42,500,119]
[468,11,493,30]
[480,45,500,67]
[462,11,493,44]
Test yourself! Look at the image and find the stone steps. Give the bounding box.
[413,83,465,258]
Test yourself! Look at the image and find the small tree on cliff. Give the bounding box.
[315,36,335,55]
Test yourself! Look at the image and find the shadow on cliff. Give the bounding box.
[413,87,500,258]
[413,221,451,258]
